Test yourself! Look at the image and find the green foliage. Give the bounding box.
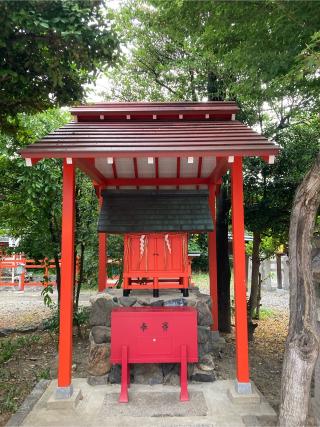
[0,335,40,364]
[42,306,60,332]
[188,234,208,272]
[108,0,320,248]
[36,368,51,381]
[0,0,119,128]
[258,307,276,320]
[41,285,54,308]
[73,306,90,327]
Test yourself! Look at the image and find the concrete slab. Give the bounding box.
[7,379,277,427]
[227,382,261,405]
[46,388,83,410]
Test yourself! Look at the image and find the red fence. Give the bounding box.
[0,253,80,289]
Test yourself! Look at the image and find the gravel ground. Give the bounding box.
[260,287,289,312]
[0,286,95,329]
[0,283,289,330]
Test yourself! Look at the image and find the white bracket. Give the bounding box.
[148,157,154,164]
[268,155,275,164]
[66,157,73,165]
[107,157,114,165]
[126,114,131,120]
[179,114,183,120]
[25,158,32,167]
[153,114,157,120]
[187,157,194,164]
[99,115,104,120]
[228,156,235,163]
[231,114,236,120]
[205,113,210,119]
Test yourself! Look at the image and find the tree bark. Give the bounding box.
[279,155,320,426]
[248,231,261,322]
[216,185,231,333]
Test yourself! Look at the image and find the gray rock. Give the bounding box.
[191,366,216,382]
[161,363,178,377]
[198,354,215,371]
[87,374,109,386]
[137,298,150,306]
[150,299,164,306]
[198,326,211,344]
[162,363,179,385]
[87,342,111,376]
[196,301,213,327]
[119,296,137,307]
[91,326,111,344]
[163,298,187,307]
[164,372,180,386]
[108,365,121,384]
[89,297,117,327]
[133,364,163,385]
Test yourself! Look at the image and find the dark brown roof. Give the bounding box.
[98,190,214,233]
[20,119,279,159]
[70,101,239,117]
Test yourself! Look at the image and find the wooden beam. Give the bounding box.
[104,177,209,187]
[208,157,229,184]
[231,156,250,390]
[57,160,75,397]
[75,159,107,186]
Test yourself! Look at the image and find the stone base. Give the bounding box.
[46,388,83,410]
[227,382,261,404]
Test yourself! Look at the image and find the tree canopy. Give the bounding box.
[0,0,119,128]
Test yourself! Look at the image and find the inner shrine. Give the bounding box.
[20,101,279,404]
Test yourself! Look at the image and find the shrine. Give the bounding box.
[122,232,191,297]
[20,101,279,403]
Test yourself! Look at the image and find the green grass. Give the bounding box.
[256,307,276,320]
[192,272,209,293]
[0,335,40,364]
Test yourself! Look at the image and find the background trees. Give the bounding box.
[103,0,320,329]
[0,0,119,129]
[0,0,119,304]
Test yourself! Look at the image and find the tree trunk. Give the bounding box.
[279,155,320,426]
[216,185,231,333]
[75,242,84,313]
[248,231,261,322]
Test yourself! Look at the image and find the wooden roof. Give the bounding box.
[19,102,279,188]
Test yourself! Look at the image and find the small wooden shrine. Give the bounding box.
[20,101,279,400]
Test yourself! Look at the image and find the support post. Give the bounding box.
[98,197,107,292]
[98,233,107,292]
[57,160,75,398]
[231,157,250,393]
[208,184,219,332]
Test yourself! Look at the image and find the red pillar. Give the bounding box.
[208,184,219,332]
[231,156,251,392]
[98,197,107,292]
[57,160,75,397]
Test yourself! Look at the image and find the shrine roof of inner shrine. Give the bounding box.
[20,101,280,189]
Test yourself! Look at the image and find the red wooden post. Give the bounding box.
[98,197,107,292]
[57,160,75,398]
[208,184,219,332]
[231,156,251,393]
